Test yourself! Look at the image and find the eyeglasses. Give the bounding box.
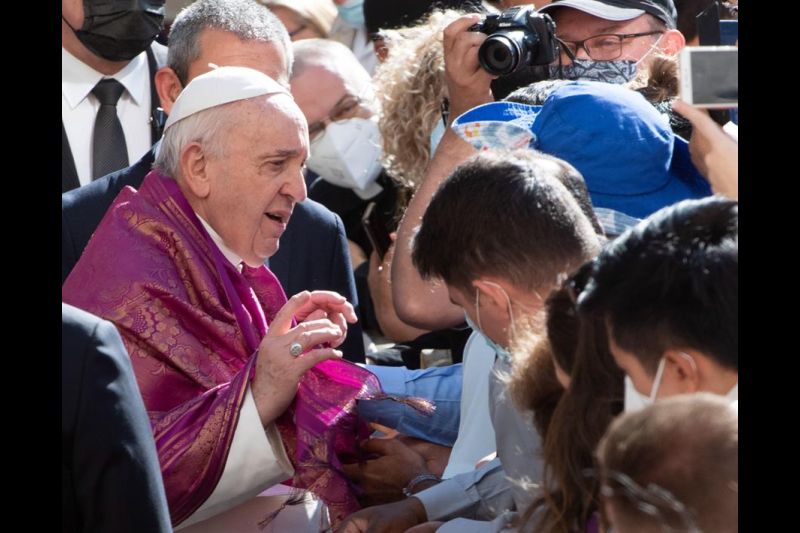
[288,24,307,38]
[557,31,664,61]
[307,94,364,140]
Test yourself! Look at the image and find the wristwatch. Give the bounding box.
[402,473,441,497]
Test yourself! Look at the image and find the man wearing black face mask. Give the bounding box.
[62,0,166,191]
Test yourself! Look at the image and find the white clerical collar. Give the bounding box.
[196,215,242,272]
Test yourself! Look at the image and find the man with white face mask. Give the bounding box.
[539,0,686,84]
[290,39,395,263]
[576,197,738,410]
[291,38,423,345]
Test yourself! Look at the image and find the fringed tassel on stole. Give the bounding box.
[257,490,312,530]
[366,393,437,416]
[258,393,436,529]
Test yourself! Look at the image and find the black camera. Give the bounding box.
[470,6,558,77]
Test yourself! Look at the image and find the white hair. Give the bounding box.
[154,101,242,179]
[291,38,373,99]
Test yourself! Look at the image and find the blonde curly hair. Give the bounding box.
[373,9,466,191]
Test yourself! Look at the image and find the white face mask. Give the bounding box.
[624,352,737,412]
[726,383,738,403]
[306,117,383,196]
[623,356,667,412]
[623,375,650,413]
[429,118,446,155]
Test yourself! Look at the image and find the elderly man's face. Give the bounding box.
[552,10,664,65]
[203,95,309,266]
[290,63,373,142]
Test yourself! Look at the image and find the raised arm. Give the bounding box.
[391,14,495,330]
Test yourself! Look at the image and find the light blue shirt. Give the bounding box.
[358,364,463,447]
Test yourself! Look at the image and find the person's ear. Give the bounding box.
[179,143,211,199]
[662,349,700,394]
[473,279,509,313]
[660,29,686,56]
[155,66,183,115]
[62,0,85,29]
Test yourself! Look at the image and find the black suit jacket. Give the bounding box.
[62,303,171,533]
[61,147,366,362]
[62,43,167,192]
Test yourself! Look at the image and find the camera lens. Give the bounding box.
[478,34,521,76]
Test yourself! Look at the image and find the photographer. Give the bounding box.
[541,0,685,83]
[391,2,698,335]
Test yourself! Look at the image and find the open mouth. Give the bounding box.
[265,210,291,225]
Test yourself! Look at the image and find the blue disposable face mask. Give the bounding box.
[464,282,525,364]
[429,118,446,155]
[337,0,365,28]
[464,311,512,363]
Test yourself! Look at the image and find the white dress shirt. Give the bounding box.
[62,47,153,186]
[177,216,294,529]
[441,331,497,479]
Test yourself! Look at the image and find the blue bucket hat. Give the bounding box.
[451,80,711,221]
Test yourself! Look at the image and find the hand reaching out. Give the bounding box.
[251,291,354,425]
[672,99,738,200]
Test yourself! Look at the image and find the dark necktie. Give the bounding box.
[91,79,129,179]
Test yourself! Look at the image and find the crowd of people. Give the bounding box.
[62,0,738,532]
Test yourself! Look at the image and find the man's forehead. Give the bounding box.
[296,62,347,91]
[554,9,646,36]
[192,29,289,85]
[237,98,308,159]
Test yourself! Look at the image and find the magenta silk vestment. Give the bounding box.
[63,171,407,526]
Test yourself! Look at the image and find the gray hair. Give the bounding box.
[168,0,293,85]
[154,101,240,178]
[291,38,372,99]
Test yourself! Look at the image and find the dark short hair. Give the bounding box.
[579,197,737,374]
[412,149,601,294]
